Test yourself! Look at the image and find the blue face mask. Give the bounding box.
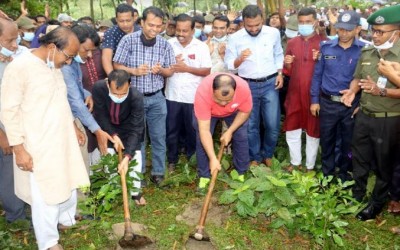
[298,24,314,37]
[74,54,85,64]
[47,47,56,69]
[0,44,15,57]
[22,32,35,42]
[194,28,202,38]
[109,88,129,104]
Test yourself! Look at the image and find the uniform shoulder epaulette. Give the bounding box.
[361,44,374,51]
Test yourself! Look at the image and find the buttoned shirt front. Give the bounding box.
[225,25,284,78]
[166,37,212,104]
[113,30,176,94]
[311,38,365,103]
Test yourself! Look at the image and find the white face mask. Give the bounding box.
[373,30,398,50]
[212,35,227,43]
[204,25,212,34]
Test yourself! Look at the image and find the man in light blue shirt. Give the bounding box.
[62,24,115,168]
[225,4,284,167]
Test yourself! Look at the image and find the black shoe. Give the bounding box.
[150,175,164,186]
[168,163,176,173]
[356,203,384,221]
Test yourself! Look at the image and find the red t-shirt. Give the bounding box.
[194,73,252,120]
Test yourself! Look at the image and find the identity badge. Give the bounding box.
[376,76,387,88]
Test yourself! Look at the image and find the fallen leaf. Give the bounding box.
[377,219,386,228]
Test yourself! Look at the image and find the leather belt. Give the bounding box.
[242,72,278,83]
[361,107,400,118]
[143,90,161,97]
[320,92,342,103]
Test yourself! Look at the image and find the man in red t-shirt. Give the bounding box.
[193,73,252,192]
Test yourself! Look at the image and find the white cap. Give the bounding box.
[360,17,368,31]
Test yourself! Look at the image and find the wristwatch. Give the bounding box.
[379,88,387,97]
[277,72,283,76]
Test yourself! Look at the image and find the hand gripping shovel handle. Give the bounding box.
[118,147,134,239]
[198,143,225,228]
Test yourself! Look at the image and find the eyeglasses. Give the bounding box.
[59,49,75,60]
[370,28,398,36]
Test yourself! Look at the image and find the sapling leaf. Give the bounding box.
[219,189,238,204]
[332,233,344,246]
[266,175,287,187]
[238,189,255,207]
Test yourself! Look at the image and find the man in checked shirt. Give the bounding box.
[113,6,175,186]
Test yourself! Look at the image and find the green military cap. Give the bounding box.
[16,16,36,30]
[367,5,400,25]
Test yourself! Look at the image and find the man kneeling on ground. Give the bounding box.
[92,69,146,205]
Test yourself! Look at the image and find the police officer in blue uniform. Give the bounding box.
[310,11,364,182]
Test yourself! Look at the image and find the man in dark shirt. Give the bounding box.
[92,69,146,205]
[101,4,139,75]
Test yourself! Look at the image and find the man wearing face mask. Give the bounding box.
[310,11,364,183]
[283,7,327,172]
[92,69,145,205]
[16,16,36,48]
[1,26,90,250]
[0,18,27,225]
[340,5,400,221]
[225,5,284,168]
[208,15,230,73]
[61,24,115,170]
[113,7,175,186]
[193,15,208,41]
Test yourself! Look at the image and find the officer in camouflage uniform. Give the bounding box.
[341,4,400,221]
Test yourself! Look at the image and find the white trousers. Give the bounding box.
[285,129,320,169]
[30,174,77,250]
[107,149,142,196]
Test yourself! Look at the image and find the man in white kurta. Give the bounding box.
[165,13,212,172]
[1,27,89,250]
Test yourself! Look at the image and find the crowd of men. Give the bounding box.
[0,1,400,249]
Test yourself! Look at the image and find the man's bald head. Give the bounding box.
[212,74,237,106]
[0,18,17,37]
[0,18,19,54]
[38,26,79,51]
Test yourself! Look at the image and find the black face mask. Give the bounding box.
[245,28,262,37]
[140,33,157,47]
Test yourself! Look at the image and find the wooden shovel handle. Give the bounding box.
[198,143,225,228]
[118,147,133,236]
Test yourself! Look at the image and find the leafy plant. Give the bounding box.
[219,160,360,247]
[82,153,141,217]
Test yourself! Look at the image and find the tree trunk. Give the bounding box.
[257,0,265,19]
[65,0,70,13]
[90,0,95,20]
[110,0,116,10]
[99,0,104,20]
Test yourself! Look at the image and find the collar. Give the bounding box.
[328,38,365,48]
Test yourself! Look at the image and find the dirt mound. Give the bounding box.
[176,197,230,227]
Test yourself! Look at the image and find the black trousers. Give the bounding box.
[351,111,400,205]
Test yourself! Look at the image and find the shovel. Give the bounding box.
[117,147,152,249]
[191,143,225,241]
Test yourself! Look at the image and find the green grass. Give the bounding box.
[2,132,400,249]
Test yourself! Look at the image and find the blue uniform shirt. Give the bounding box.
[310,38,365,104]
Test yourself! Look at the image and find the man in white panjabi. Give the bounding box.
[1,27,90,250]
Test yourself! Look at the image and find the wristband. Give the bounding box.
[379,88,387,97]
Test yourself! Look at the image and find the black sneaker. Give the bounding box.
[150,175,164,186]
